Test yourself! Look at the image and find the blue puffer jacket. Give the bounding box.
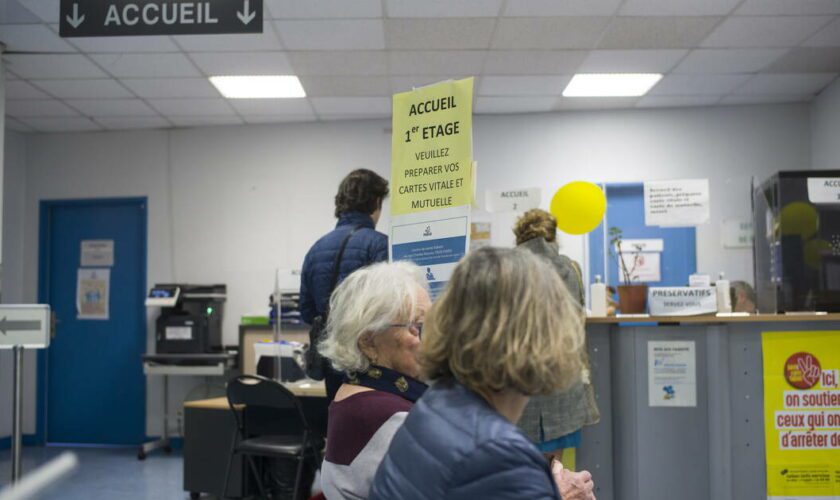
[300,211,388,324]
[370,381,561,500]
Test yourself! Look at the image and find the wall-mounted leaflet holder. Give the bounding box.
[0,305,51,486]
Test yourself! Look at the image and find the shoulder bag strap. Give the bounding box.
[328,225,363,297]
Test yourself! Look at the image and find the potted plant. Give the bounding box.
[609,227,648,314]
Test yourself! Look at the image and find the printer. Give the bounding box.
[146,284,226,354]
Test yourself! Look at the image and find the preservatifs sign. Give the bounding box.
[59,0,262,37]
[762,331,840,499]
[390,78,475,298]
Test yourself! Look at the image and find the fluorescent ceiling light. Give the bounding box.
[563,73,662,97]
[209,75,306,99]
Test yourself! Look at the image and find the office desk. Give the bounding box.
[183,380,327,499]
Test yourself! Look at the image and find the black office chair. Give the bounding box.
[222,375,322,499]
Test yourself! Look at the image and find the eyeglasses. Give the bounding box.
[388,322,423,339]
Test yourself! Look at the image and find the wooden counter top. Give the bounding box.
[586,313,840,325]
[184,380,327,409]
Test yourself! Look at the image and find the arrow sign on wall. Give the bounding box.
[59,0,263,37]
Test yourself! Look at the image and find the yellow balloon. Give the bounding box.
[780,202,818,240]
[550,182,607,235]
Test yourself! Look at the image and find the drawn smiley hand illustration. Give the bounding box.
[797,355,821,387]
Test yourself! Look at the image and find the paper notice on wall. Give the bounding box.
[722,219,753,248]
[648,340,697,407]
[485,188,541,213]
[762,331,840,499]
[470,222,492,251]
[77,268,110,320]
[618,252,661,283]
[81,240,114,267]
[644,179,710,227]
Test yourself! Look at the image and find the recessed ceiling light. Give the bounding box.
[563,73,663,97]
[209,75,306,99]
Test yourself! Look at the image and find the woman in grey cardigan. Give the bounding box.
[513,209,600,462]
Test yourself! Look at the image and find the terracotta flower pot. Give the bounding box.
[618,284,648,314]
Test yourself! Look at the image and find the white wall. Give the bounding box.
[7,103,812,437]
[811,78,840,171]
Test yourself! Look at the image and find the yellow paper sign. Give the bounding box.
[762,331,840,499]
[391,78,474,216]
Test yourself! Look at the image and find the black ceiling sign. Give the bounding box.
[59,0,263,37]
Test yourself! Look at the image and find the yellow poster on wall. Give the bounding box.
[762,331,840,500]
[390,77,474,216]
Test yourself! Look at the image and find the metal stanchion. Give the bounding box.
[11,345,24,483]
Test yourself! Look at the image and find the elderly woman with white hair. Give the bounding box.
[317,260,431,500]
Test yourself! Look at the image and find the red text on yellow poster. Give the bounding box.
[762,331,840,499]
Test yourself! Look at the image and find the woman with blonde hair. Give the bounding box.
[513,208,600,461]
[370,247,596,500]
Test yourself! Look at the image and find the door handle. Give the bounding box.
[51,312,61,339]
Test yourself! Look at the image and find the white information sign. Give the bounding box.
[807,177,840,204]
[648,340,697,407]
[648,286,717,316]
[644,179,710,227]
[81,239,114,267]
[615,238,664,253]
[0,305,51,349]
[485,188,541,213]
[618,252,661,283]
[76,268,110,320]
[721,219,753,248]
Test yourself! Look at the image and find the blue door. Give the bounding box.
[589,183,697,288]
[39,198,147,445]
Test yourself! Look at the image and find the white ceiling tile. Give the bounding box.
[475,96,557,113]
[483,50,587,75]
[649,74,752,95]
[20,117,102,132]
[275,20,385,50]
[6,99,78,117]
[147,98,236,117]
[674,49,788,74]
[719,94,813,104]
[804,18,840,47]
[599,16,721,49]
[701,16,832,48]
[5,70,20,80]
[4,54,108,79]
[242,113,317,124]
[493,17,611,49]
[97,117,172,130]
[190,52,293,76]
[0,0,43,23]
[766,48,840,72]
[169,115,244,127]
[174,21,280,52]
[0,24,75,52]
[298,76,391,96]
[31,79,134,99]
[504,0,622,16]
[229,98,313,115]
[68,35,180,53]
[265,0,382,19]
[288,51,388,76]
[635,95,722,107]
[319,114,387,122]
[390,75,473,93]
[311,97,391,115]
[620,0,741,16]
[578,50,687,72]
[67,99,158,117]
[386,0,503,17]
[736,0,840,15]
[91,53,200,78]
[18,0,59,23]
[388,51,486,76]
[5,117,34,133]
[555,97,640,109]
[733,73,838,95]
[385,18,495,49]
[121,78,220,98]
[5,80,50,100]
[479,75,569,96]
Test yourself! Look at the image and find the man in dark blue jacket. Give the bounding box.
[300,168,390,401]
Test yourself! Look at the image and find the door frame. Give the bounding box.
[36,196,148,445]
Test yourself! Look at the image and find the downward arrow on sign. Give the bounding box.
[66,3,85,28]
[237,0,256,25]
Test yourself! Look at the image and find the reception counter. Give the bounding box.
[577,313,840,500]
